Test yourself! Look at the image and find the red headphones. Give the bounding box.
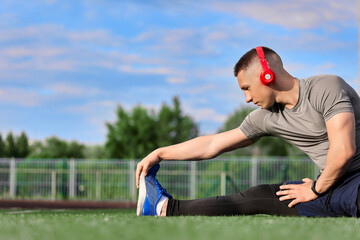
[255,46,275,85]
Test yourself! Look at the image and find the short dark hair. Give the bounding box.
[233,46,278,77]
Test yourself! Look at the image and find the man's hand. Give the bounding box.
[276,178,318,208]
[136,150,162,189]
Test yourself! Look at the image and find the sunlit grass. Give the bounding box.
[0,209,359,240]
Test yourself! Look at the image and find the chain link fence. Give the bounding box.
[0,157,318,201]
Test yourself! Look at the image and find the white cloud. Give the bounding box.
[118,65,172,75]
[66,101,118,138]
[2,47,67,58]
[47,82,100,96]
[315,63,336,72]
[187,84,217,95]
[0,15,349,92]
[182,99,227,123]
[0,87,43,107]
[0,13,18,27]
[205,31,228,42]
[284,62,307,73]
[207,66,234,78]
[43,0,57,4]
[0,23,123,47]
[187,107,227,123]
[166,77,187,84]
[84,9,98,20]
[35,59,79,71]
[67,101,116,114]
[0,23,179,78]
[66,29,123,47]
[0,24,63,42]
[0,82,101,107]
[142,28,220,57]
[211,0,357,29]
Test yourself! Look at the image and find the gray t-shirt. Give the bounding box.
[239,74,360,173]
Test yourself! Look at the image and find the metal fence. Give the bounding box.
[0,157,319,201]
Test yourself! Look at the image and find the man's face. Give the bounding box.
[237,63,275,109]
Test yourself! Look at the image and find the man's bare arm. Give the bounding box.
[314,111,356,193]
[277,112,356,207]
[136,128,253,188]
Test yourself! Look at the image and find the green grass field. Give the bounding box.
[0,209,359,240]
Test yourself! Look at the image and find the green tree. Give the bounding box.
[105,96,198,159]
[84,145,107,159]
[106,105,158,159]
[0,133,4,157]
[28,136,85,158]
[130,106,158,158]
[5,132,17,157]
[157,96,198,147]
[67,141,85,158]
[106,106,130,158]
[17,132,30,158]
[42,136,67,158]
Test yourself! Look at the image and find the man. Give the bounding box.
[136,46,360,217]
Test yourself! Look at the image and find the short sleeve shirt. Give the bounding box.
[239,74,360,173]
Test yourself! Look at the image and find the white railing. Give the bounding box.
[0,157,318,201]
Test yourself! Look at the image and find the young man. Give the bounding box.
[136,46,360,217]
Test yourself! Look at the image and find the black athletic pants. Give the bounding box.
[166,184,300,216]
[167,183,360,217]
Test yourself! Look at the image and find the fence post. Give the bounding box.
[220,161,228,196]
[69,159,76,198]
[61,159,68,200]
[280,160,288,182]
[9,157,16,198]
[129,160,137,202]
[96,170,101,200]
[51,170,56,201]
[251,156,258,187]
[190,161,196,199]
[313,163,320,180]
[220,171,226,195]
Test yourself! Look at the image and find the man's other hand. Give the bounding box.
[276,178,318,208]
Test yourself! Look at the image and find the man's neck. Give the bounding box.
[274,76,299,109]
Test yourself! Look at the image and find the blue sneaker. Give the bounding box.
[136,164,172,216]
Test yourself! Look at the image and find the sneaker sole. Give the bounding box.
[136,173,146,216]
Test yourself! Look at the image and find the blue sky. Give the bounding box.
[0,0,358,144]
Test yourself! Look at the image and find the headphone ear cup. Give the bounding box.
[260,69,275,85]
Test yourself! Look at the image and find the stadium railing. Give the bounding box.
[0,157,318,201]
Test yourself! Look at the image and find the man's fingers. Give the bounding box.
[276,190,289,196]
[279,195,295,201]
[302,178,312,183]
[143,164,149,177]
[277,180,315,207]
[136,163,143,189]
[279,184,295,190]
[135,161,155,189]
[288,200,298,208]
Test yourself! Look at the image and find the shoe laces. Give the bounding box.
[154,178,173,199]
[155,179,167,193]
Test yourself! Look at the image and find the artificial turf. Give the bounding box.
[0,209,359,240]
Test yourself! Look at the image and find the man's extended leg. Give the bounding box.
[137,164,299,217]
[166,184,300,216]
